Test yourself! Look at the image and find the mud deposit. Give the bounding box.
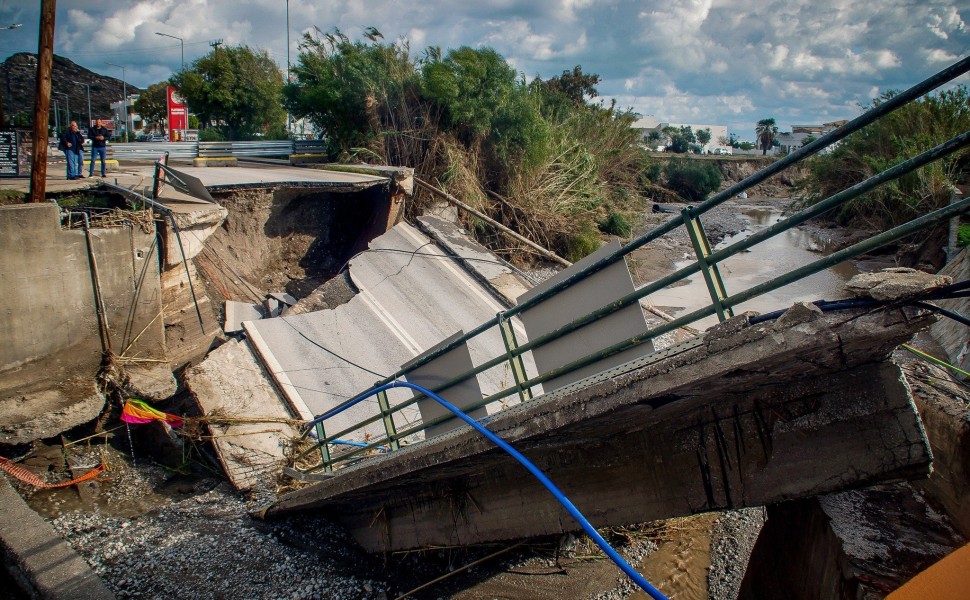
[200,185,386,302]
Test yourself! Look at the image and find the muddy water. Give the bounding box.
[647,207,859,330]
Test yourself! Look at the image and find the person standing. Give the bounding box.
[58,121,85,180]
[88,118,110,177]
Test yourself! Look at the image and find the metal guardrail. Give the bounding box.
[109,142,197,160]
[294,54,970,474]
[107,139,327,160]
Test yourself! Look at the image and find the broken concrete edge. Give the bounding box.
[0,388,107,447]
[311,164,415,195]
[259,303,936,518]
[191,157,238,167]
[415,214,532,307]
[0,476,116,599]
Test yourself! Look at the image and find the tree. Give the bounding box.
[422,46,545,165]
[666,126,695,153]
[756,118,778,155]
[696,128,711,147]
[133,81,169,132]
[284,28,419,156]
[539,65,600,104]
[173,45,285,140]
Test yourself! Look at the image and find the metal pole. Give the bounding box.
[155,32,187,139]
[0,23,22,126]
[55,91,69,125]
[74,81,91,128]
[107,62,127,142]
[29,0,55,203]
[53,99,58,131]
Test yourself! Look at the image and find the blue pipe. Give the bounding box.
[306,381,669,600]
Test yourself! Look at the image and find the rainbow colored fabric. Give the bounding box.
[121,399,184,427]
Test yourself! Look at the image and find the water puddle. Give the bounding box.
[646,207,859,330]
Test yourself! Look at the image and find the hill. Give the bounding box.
[1,52,143,128]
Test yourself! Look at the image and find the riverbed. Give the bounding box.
[645,205,860,329]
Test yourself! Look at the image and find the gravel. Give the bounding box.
[707,507,767,600]
[48,472,390,600]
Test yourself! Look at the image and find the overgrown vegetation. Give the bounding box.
[799,86,970,231]
[281,27,651,261]
[662,159,722,202]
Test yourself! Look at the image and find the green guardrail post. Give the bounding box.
[498,312,533,403]
[314,422,333,473]
[376,389,401,451]
[681,206,734,321]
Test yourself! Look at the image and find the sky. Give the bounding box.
[0,0,967,139]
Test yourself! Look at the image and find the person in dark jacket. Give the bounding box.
[88,119,110,177]
[58,121,85,180]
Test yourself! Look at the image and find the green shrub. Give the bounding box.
[566,222,601,262]
[959,223,970,247]
[199,128,226,142]
[663,158,722,202]
[799,86,970,230]
[598,210,631,237]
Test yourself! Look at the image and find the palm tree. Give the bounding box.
[756,118,778,155]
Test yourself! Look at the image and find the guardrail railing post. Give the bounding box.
[376,389,401,451]
[315,422,333,472]
[681,206,733,321]
[498,312,533,403]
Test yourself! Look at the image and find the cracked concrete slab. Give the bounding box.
[0,378,105,446]
[265,302,935,552]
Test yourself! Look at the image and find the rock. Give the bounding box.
[123,363,178,401]
[845,267,951,301]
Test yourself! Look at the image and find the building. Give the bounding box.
[776,121,847,154]
[633,118,730,154]
[109,94,143,139]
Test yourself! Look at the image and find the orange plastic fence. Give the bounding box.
[0,456,105,488]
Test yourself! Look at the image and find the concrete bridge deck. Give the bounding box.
[262,297,936,552]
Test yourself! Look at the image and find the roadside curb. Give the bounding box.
[0,476,115,599]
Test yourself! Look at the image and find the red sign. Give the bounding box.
[167,86,186,141]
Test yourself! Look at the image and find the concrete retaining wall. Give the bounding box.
[0,204,164,396]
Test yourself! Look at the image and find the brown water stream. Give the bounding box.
[648,207,860,330]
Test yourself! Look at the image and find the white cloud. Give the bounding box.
[0,0,966,135]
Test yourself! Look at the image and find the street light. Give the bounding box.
[54,91,69,125]
[154,31,184,70]
[73,81,92,129]
[105,62,127,142]
[155,32,189,140]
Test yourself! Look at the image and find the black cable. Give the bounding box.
[747,280,969,325]
[276,315,387,379]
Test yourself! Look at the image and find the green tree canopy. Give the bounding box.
[696,128,712,147]
[756,118,778,155]
[172,45,285,140]
[133,81,169,130]
[283,28,418,156]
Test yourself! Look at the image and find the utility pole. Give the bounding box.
[29,0,55,203]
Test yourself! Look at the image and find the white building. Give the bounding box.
[634,118,730,154]
[109,94,143,139]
